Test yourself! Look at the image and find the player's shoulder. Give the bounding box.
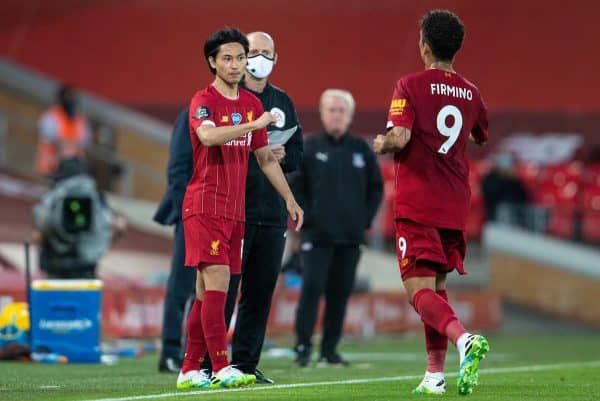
[392,71,434,97]
[397,70,431,86]
[455,73,483,96]
[192,85,211,97]
[190,85,216,103]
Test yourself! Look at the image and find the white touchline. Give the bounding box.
[82,360,600,401]
[324,352,514,361]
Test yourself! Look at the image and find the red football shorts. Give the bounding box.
[394,218,467,281]
[183,213,244,274]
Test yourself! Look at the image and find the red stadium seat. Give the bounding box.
[583,163,600,188]
[536,162,582,207]
[547,208,577,239]
[532,162,582,239]
[516,163,542,202]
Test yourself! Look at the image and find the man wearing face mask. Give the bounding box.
[36,85,92,177]
[291,89,383,367]
[199,31,303,384]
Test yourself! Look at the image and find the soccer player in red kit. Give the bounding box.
[176,28,303,390]
[373,10,489,396]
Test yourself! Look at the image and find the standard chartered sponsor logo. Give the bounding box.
[40,318,93,331]
[225,132,252,147]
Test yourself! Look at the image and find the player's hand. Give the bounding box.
[254,112,277,130]
[373,134,386,155]
[270,145,286,162]
[286,197,304,231]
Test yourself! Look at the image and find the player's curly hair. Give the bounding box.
[420,10,464,62]
[203,27,249,75]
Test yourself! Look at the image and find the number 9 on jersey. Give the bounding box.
[437,105,463,154]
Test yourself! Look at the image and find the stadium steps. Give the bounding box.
[0,58,171,202]
[485,223,600,327]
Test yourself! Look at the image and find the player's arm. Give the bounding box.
[376,78,415,154]
[196,112,275,146]
[373,127,412,155]
[254,145,304,231]
[470,98,489,146]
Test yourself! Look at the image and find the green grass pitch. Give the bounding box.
[1,334,599,401]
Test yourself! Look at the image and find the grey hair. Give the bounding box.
[320,89,355,115]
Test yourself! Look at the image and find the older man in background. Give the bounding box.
[292,89,383,367]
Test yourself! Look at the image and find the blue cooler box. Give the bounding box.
[30,279,103,363]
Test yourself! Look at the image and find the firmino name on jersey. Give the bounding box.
[430,83,473,101]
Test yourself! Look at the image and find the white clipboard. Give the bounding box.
[268,126,298,146]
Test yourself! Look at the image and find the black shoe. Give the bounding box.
[254,368,274,384]
[294,344,311,367]
[158,357,182,373]
[317,353,349,367]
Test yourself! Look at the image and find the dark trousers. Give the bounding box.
[295,244,361,356]
[160,222,196,360]
[231,224,287,373]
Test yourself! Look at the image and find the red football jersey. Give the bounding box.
[386,69,489,230]
[183,84,269,222]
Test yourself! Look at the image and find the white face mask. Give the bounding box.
[246,54,274,79]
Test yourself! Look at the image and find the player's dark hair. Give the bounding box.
[420,10,464,62]
[203,27,249,75]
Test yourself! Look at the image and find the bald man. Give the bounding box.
[200,31,303,384]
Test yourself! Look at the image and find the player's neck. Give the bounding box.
[212,77,239,100]
[244,75,268,93]
[427,60,455,73]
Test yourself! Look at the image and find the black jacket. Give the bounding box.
[291,132,383,245]
[153,108,193,225]
[242,81,303,227]
[482,169,528,222]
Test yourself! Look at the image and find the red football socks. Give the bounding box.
[181,298,207,373]
[412,288,466,346]
[424,289,449,373]
[201,290,229,373]
[445,319,467,345]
